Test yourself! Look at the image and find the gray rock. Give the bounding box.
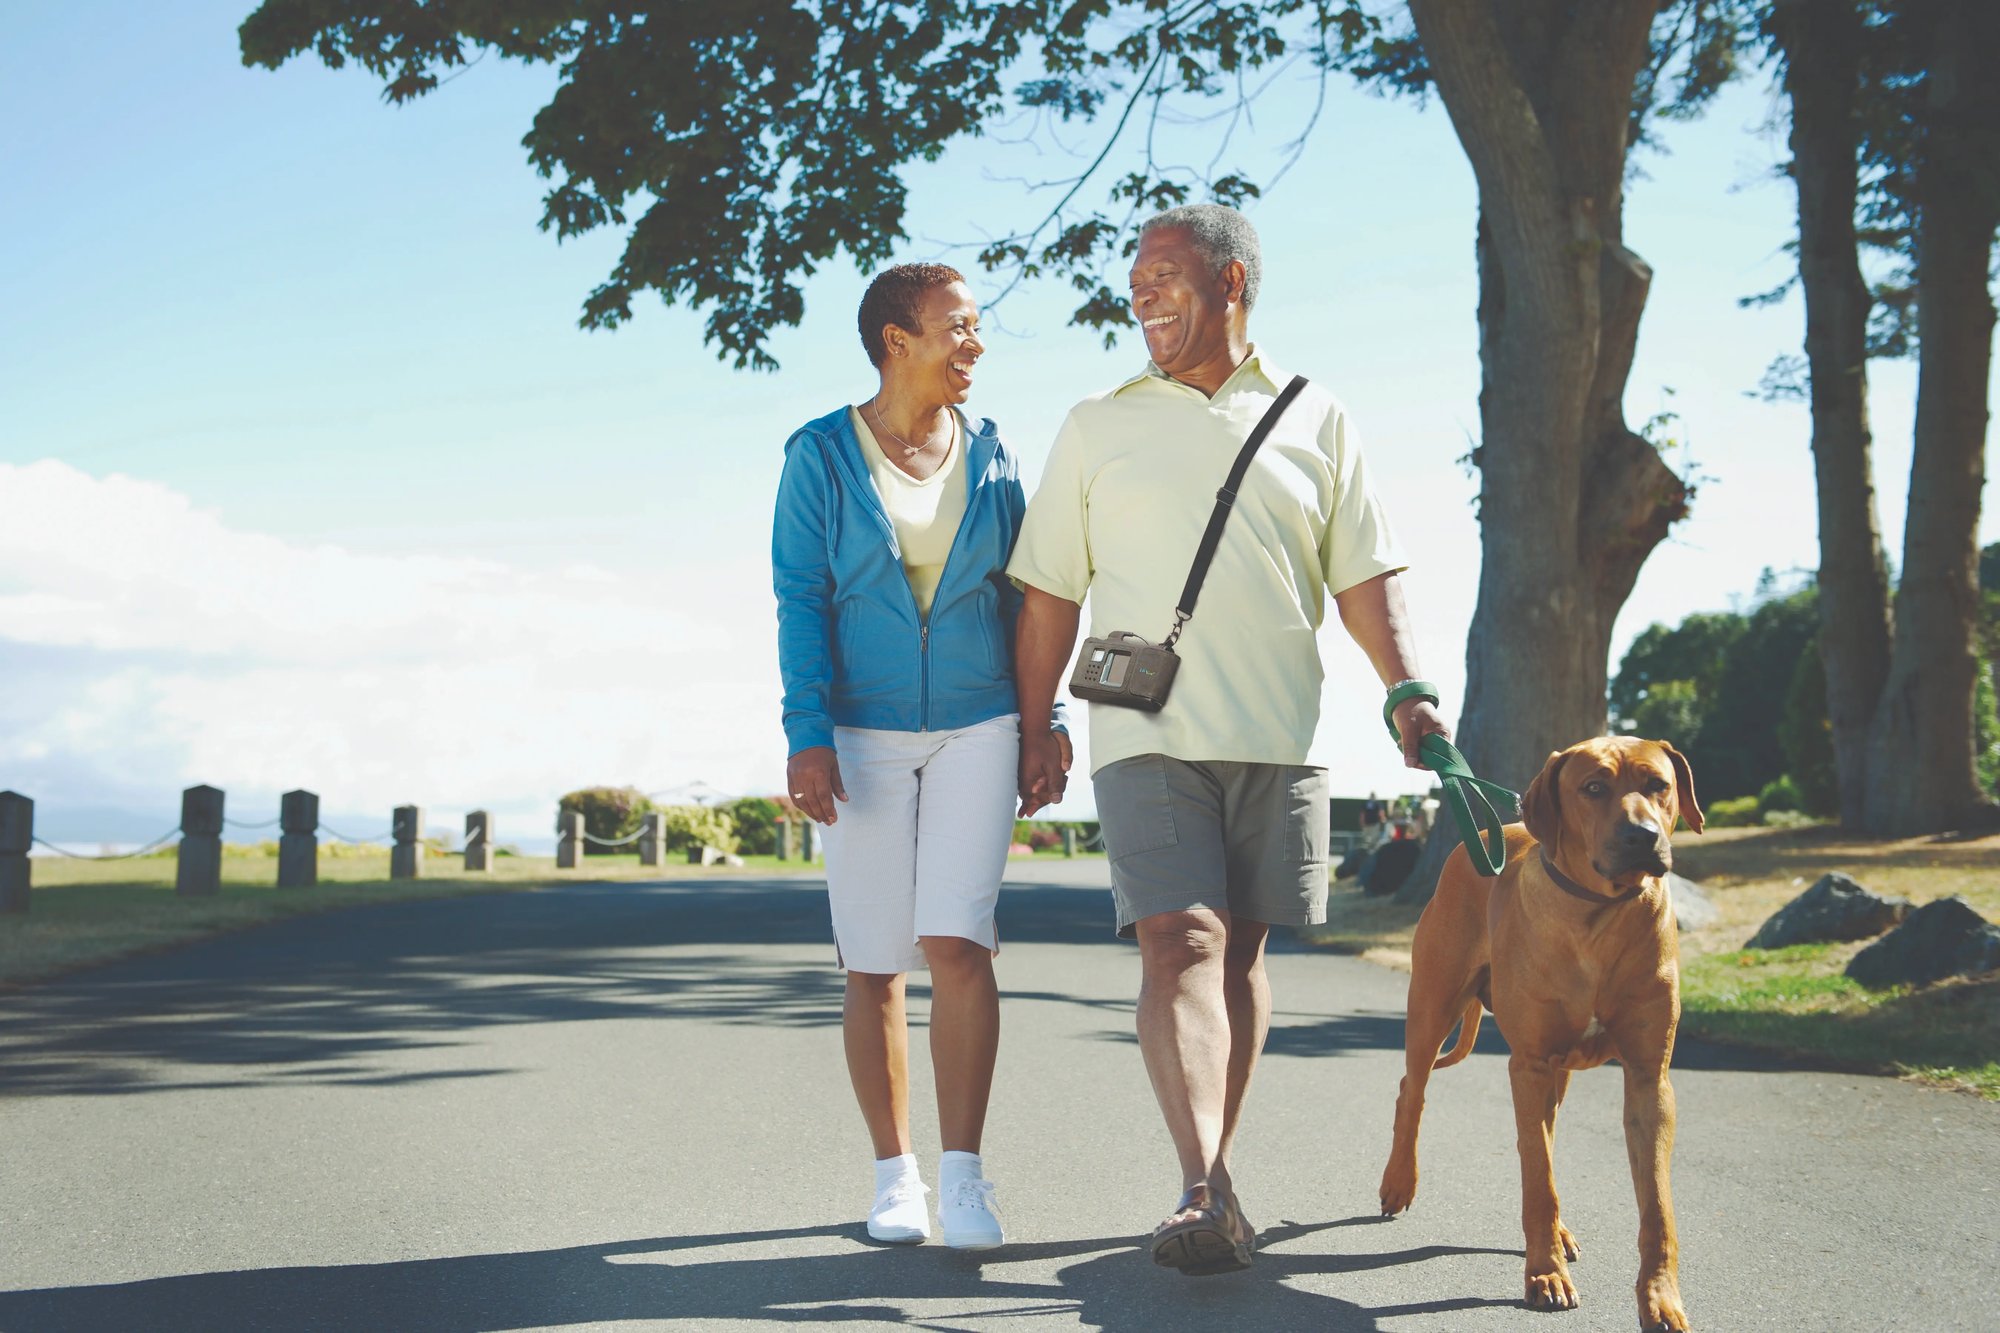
[1845,897,2000,990]
[1746,872,1911,950]
[1667,873,1719,932]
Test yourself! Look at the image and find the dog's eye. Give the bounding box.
[1582,780,1609,798]
[1645,777,1670,795]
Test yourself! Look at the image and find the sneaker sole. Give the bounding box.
[866,1224,929,1244]
[942,1233,1003,1251]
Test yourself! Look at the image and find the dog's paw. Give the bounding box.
[1557,1222,1581,1262]
[1638,1277,1688,1331]
[1524,1268,1579,1312]
[1378,1163,1417,1216]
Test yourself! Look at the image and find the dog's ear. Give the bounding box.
[1519,750,1568,850]
[1662,741,1703,834]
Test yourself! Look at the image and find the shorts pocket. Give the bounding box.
[1096,755,1179,861]
[1283,767,1331,864]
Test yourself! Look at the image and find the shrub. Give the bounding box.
[557,786,656,856]
[726,797,783,856]
[1707,795,1762,828]
[658,805,738,855]
[1757,775,1805,815]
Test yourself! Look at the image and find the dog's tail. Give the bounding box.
[1431,999,1484,1070]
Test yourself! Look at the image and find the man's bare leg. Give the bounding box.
[1135,908,1235,1194]
[1214,918,1272,1195]
[843,970,911,1159]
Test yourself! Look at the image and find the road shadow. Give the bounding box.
[0,876,1823,1100]
[0,1218,1522,1332]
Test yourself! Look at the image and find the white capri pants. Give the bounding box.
[818,712,1021,974]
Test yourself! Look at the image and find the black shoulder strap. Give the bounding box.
[1164,375,1309,648]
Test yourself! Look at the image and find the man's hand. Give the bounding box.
[1392,699,1451,770]
[786,746,847,825]
[1018,728,1073,816]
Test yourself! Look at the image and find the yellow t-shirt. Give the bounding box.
[850,406,967,619]
[1007,348,1408,774]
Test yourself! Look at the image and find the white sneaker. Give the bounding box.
[938,1175,1004,1250]
[867,1176,930,1244]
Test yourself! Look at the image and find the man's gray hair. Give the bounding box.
[1139,204,1261,311]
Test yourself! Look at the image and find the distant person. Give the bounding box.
[1360,791,1387,850]
[771,263,1068,1251]
[1008,204,1449,1274]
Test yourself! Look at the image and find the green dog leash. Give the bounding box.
[1382,680,1518,878]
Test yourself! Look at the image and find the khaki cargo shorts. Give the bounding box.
[1092,753,1330,937]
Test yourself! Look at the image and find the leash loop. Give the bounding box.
[1383,681,1518,878]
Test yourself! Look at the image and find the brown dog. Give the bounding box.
[1378,736,1702,1332]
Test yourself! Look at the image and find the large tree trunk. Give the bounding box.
[1397,1,1690,903]
[1860,0,1998,833]
[1775,0,1895,831]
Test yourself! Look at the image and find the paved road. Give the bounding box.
[2,865,1995,1332]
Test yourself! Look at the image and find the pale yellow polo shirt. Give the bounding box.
[850,406,967,619]
[1007,348,1408,774]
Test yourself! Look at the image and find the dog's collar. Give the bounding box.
[1539,851,1649,906]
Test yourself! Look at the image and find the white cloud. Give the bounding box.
[0,461,790,838]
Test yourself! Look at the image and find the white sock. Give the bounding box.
[940,1150,983,1184]
[875,1153,921,1192]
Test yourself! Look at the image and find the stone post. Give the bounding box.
[803,819,819,864]
[1062,825,1077,857]
[637,812,664,867]
[391,804,423,879]
[277,789,318,888]
[0,791,31,914]
[464,810,492,873]
[176,784,224,898]
[556,811,582,869]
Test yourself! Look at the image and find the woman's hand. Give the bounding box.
[1018,728,1073,816]
[787,747,847,825]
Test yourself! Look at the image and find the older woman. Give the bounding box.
[772,263,1066,1250]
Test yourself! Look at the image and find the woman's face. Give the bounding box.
[884,281,983,404]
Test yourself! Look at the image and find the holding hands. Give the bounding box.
[1017,727,1074,817]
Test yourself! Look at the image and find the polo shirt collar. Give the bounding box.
[1112,343,1285,398]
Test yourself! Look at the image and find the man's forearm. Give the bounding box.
[1333,571,1424,686]
[1016,585,1082,732]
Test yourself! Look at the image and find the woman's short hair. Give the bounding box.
[858,262,966,366]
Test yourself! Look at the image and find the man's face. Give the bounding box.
[1128,226,1242,379]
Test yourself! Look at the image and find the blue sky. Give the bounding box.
[2,3,1993,845]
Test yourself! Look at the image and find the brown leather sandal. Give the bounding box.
[1150,1184,1254,1275]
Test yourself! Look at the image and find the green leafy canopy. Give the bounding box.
[239,2,1737,369]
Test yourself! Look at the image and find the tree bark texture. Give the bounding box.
[1774,0,1894,831]
[1861,0,1998,833]
[1398,1,1690,902]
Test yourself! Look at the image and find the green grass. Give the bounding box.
[1299,825,2000,1100]
[1678,942,2000,1099]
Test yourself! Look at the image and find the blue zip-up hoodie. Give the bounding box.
[773,405,1054,755]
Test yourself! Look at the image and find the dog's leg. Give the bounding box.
[1379,982,1473,1215]
[1509,1051,1579,1311]
[1381,869,1487,1218]
[1617,1043,1688,1332]
[1549,1066,1582,1263]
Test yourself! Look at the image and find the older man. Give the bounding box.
[1008,204,1448,1274]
